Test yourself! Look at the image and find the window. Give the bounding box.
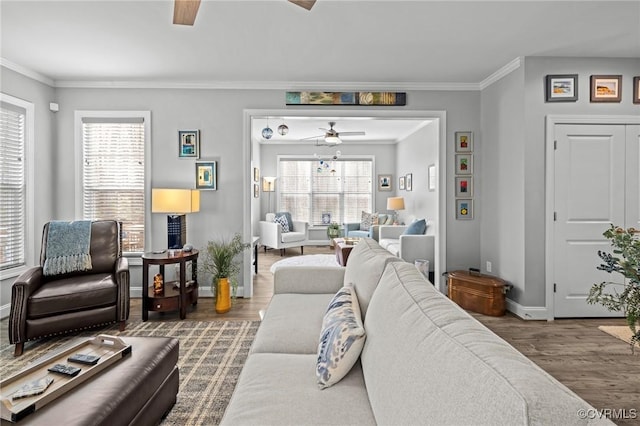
[0,94,33,272]
[278,158,373,225]
[79,113,148,253]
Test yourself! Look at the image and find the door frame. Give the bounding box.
[243,109,447,297]
[545,115,640,320]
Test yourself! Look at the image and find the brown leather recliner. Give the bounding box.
[9,220,130,356]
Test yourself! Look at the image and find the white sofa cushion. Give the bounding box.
[342,238,402,319]
[252,293,334,354]
[220,354,376,425]
[362,262,607,426]
[316,284,366,389]
[280,231,305,243]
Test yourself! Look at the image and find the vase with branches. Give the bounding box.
[200,233,250,314]
[587,225,640,352]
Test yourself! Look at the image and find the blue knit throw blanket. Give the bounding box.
[43,220,93,276]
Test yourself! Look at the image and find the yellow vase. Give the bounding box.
[215,277,231,314]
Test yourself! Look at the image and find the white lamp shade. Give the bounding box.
[152,188,200,214]
[387,197,405,211]
[262,176,276,192]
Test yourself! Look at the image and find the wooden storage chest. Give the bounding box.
[447,270,509,316]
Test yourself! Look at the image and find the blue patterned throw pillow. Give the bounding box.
[273,215,290,233]
[316,284,366,389]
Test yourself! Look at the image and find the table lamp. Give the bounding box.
[152,188,200,249]
[387,196,405,225]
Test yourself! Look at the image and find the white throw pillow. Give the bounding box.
[316,283,366,389]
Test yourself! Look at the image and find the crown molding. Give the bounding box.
[1,58,55,87]
[479,57,523,90]
[2,56,525,92]
[54,80,481,91]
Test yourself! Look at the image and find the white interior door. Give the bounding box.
[626,125,640,232]
[553,124,626,317]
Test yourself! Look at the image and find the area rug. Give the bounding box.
[598,325,640,348]
[270,253,341,273]
[0,320,260,425]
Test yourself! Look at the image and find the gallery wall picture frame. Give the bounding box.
[428,164,436,192]
[455,176,473,197]
[253,183,259,198]
[590,75,622,103]
[178,130,200,158]
[399,176,405,190]
[405,173,413,191]
[456,199,474,220]
[321,212,332,225]
[455,154,473,174]
[378,174,392,191]
[253,167,260,183]
[545,74,578,102]
[455,131,473,152]
[634,76,640,104]
[195,161,217,190]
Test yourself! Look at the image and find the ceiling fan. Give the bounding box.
[173,0,317,26]
[303,121,366,145]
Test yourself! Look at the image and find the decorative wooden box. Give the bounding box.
[447,270,510,316]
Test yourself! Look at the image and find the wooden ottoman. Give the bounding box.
[333,238,360,266]
[2,336,179,426]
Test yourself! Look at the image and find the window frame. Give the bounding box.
[74,110,151,260]
[0,93,35,279]
[277,154,375,225]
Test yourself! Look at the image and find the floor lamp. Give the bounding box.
[262,177,276,215]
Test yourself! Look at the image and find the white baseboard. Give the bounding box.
[0,303,10,320]
[506,298,548,320]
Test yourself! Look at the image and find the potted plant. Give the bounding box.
[200,233,250,314]
[327,222,341,239]
[587,225,640,352]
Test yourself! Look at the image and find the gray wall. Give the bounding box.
[1,71,483,316]
[0,68,56,313]
[480,57,640,308]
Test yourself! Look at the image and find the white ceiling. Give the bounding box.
[2,1,638,142]
[251,116,432,144]
[1,0,638,88]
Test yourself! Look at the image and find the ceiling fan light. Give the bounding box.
[325,135,341,144]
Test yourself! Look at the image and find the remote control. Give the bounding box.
[48,364,81,377]
[68,353,100,365]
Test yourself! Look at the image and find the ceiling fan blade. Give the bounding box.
[337,131,366,136]
[288,0,317,11]
[173,0,201,26]
[301,134,325,140]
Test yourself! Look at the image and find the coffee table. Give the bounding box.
[332,238,360,266]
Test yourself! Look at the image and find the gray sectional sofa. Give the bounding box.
[221,238,611,425]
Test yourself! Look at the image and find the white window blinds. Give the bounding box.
[278,159,373,225]
[0,103,26,270]
[82,118,145,253]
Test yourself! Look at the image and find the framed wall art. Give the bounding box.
[455,176,473,197]
[253,167,260,183]
[399,176,405,190]
[455,131,473,152]
[456,199,473,220]
[195,161,217,190]
[405,173,413,191]
[428,164,436,191]
[545,74,578,102]
[455,154,473,175]
[179,130,200,158]
[590,75,622,103]
[378,174,392,191]
[634,76,640,104]
[253,183,259,198]
[322,212,332,224]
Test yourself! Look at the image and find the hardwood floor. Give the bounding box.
[6,245,639,424]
